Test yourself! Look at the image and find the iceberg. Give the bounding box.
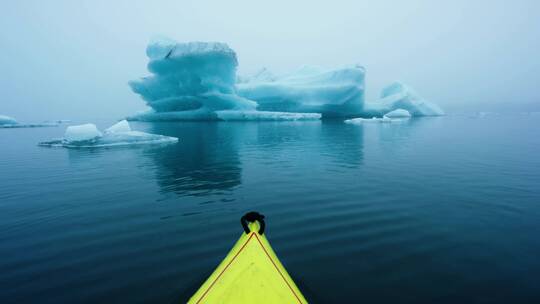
[127,38,442,120]
[128,39,256,121]
[0,115,18,126]
[39,120,178,148]
[0,114,58,128]
[384,108,412,118]
[365,82,444,117]
[128,39,319,121]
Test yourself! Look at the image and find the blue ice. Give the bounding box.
[128,38,443,121]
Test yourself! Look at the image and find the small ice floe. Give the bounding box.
[345,109,413,125]
[39,120,178,148]
[64,123,102,142]
[1,114,59,128]
[383,109,411,119]
[345,116,395,124]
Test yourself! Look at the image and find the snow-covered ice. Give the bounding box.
[128,38,443,120]
[39,120,178,148]
[64,124,102,142]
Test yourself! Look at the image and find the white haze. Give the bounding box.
[1,0,539,121]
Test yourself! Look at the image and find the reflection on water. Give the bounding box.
[135,121,365,197]
[142,122,244,196]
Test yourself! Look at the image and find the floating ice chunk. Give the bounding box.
[105,120,131,134]
[64,124,102,142]
[0,115,59,128]
[90,131,178,147]
[384,109,411,118]
[365,82,444,117]
[344,116,411,124]
[0,115,18,125]
[345,117,393,124]
[40,121,177,148]
[237,65,365,117]
[216,110,321,121]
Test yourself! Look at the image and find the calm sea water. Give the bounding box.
[1,114,540,303]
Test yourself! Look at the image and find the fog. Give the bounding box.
[1,0,539,121]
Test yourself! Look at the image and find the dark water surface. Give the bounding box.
[1,114,540,303]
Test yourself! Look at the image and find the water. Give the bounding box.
[1,114,540,303]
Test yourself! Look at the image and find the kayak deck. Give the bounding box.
[188,220,307,303]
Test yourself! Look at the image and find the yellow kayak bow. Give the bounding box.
[188,212,307,303]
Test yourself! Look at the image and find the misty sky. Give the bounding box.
[1,0,539,121]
